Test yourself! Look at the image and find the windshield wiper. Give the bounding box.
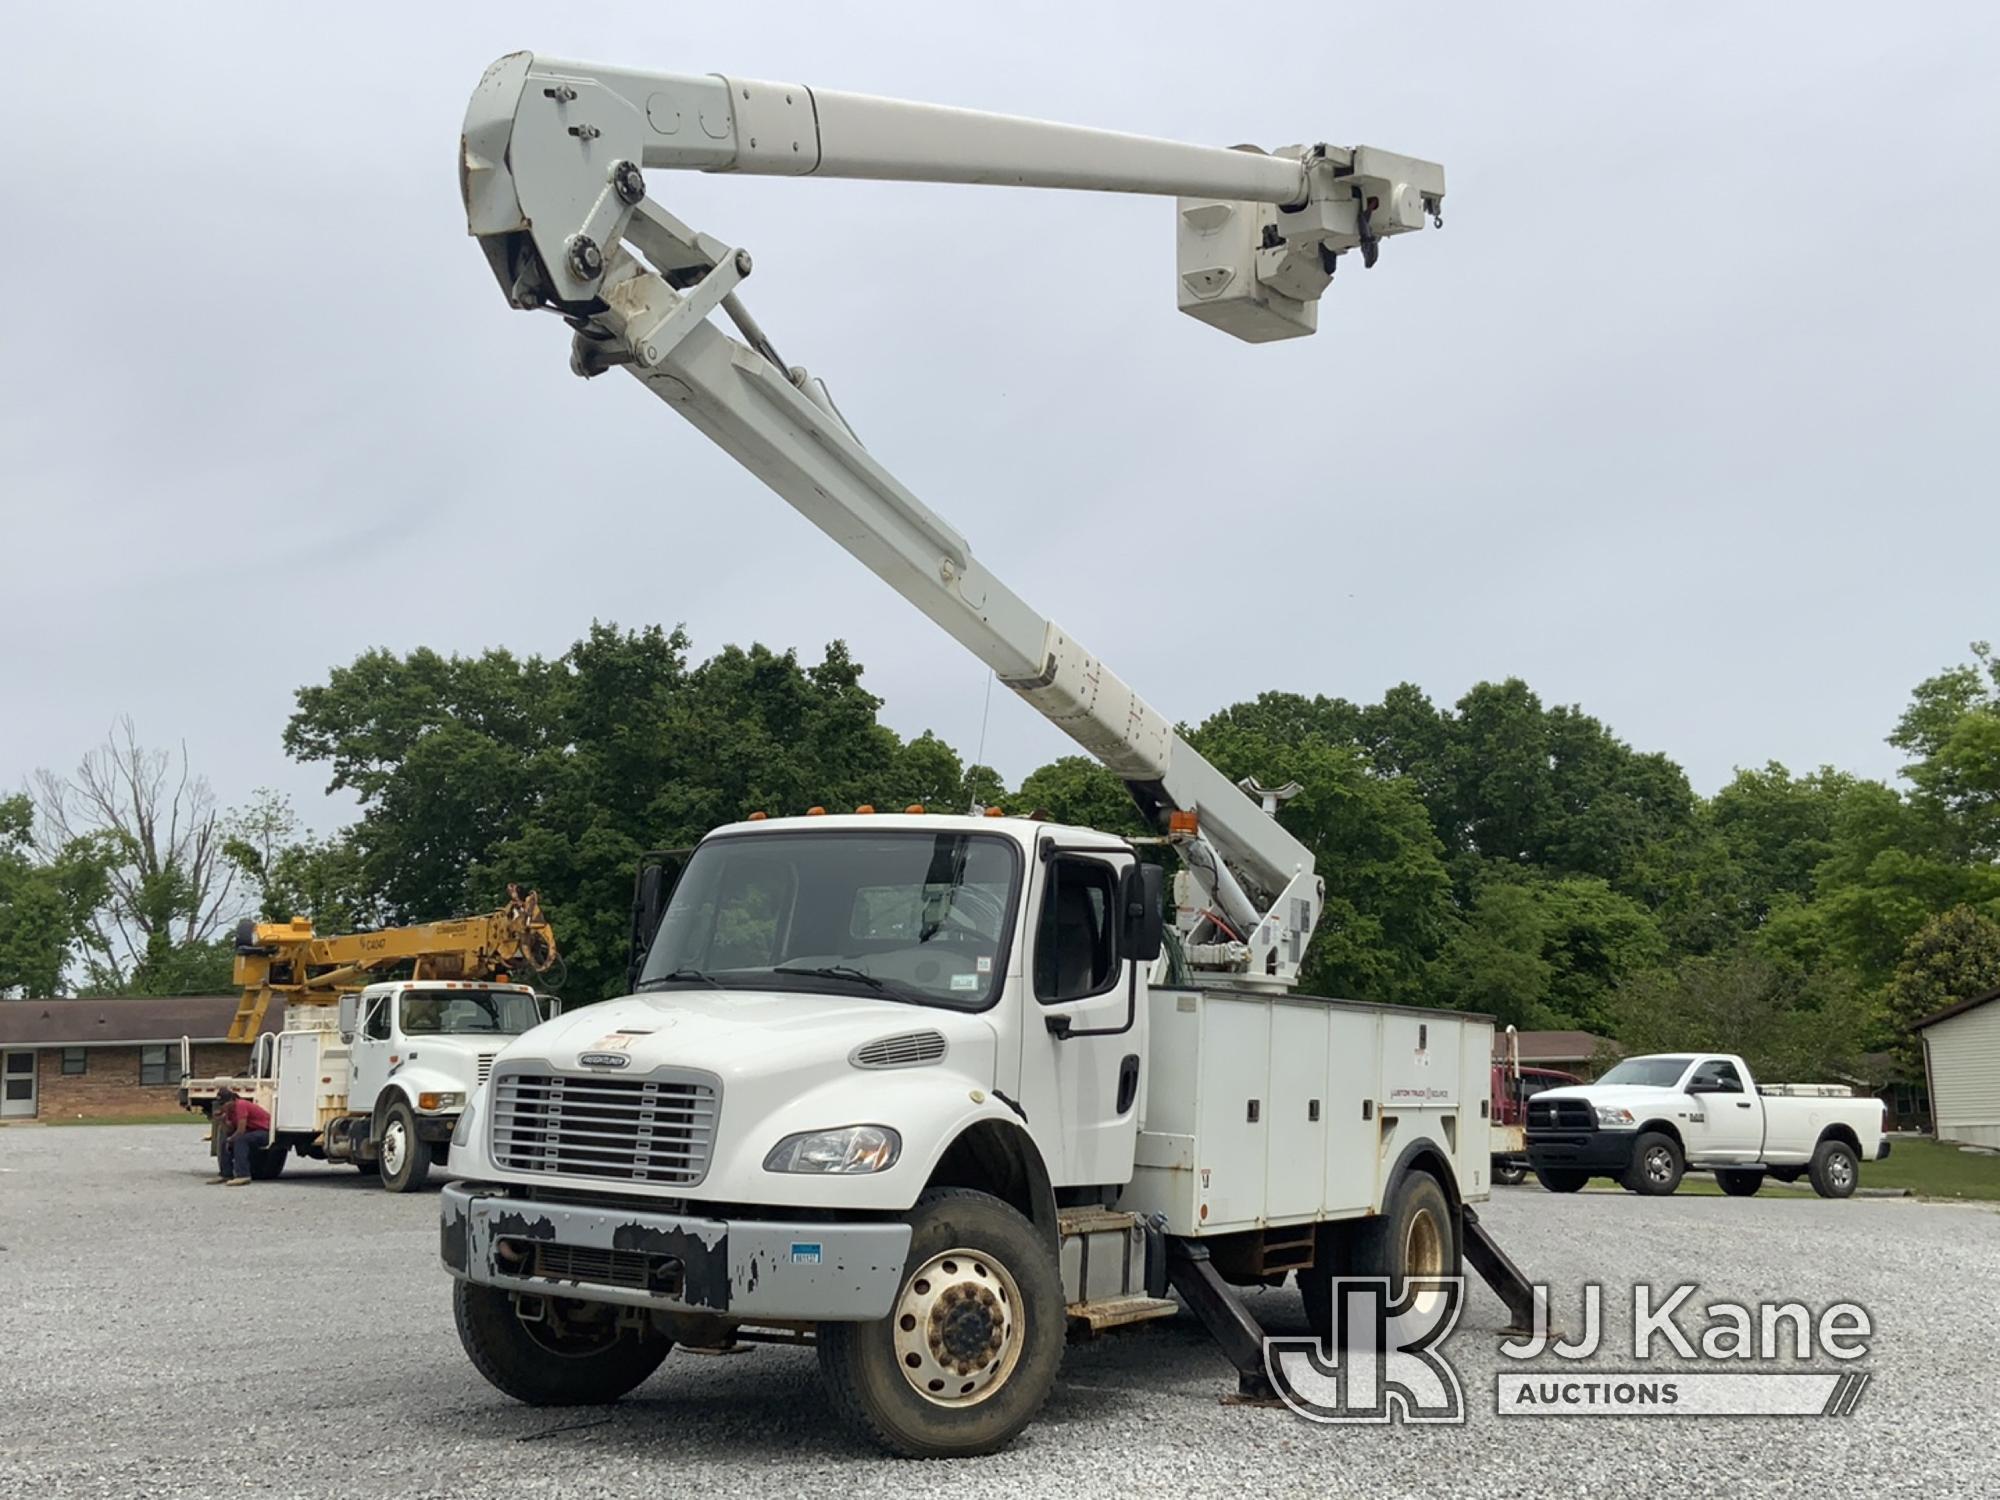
[637,967,721,991]
[770,964,905,998]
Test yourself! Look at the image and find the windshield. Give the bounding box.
[638,830,1021,1009]
[398,990,543,1036]
[1595,1056,1694,1089]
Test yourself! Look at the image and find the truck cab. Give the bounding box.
[1525,1051,1889,1199]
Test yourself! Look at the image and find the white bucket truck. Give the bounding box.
[446,53,1533,1456]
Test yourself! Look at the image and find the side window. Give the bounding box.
[138,1045,170,1087]
[362,996,391,1042]
[1691,1059,1744,1093]
[1033,858,1118,1003]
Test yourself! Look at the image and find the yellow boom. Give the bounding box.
[226,885,559,1042]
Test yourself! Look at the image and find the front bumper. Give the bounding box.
[440,1181,912,1322]
[1527,1128,1637,1175]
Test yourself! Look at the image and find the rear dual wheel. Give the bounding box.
[1299,1170,1458,1344]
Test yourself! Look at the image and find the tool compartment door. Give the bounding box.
[1265,1002,1328,1219]
[274,1033,320,1133]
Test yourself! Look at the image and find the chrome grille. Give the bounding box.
[852,1029,948,1069]
[490,1070,718,1186]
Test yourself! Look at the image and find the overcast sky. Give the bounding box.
[3,4,1995,837]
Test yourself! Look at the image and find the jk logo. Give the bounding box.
[1264,1277,1467,1424]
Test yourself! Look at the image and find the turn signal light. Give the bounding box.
[1168,810,1201,836]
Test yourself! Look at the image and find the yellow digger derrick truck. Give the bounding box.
[179,889,563,1191]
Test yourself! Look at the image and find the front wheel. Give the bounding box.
[377,1097,431,1193]
[454,1281,670,1405]
[817,1187,1064,1459]
[1624,1133,1684,1196]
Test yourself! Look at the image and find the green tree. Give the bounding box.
[1011,756,1149,836]
[285,625,967,1002]
[1607,947,1875,1085]
[0,794,108,997]
[1891,641,2000,859]
[1882,906,2000,1074]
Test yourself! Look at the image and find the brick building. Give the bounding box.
[0,995,284,1122]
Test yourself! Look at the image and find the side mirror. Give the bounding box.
[539,995,563,1023]
[337,993,359,1041]
[1119,862,1166,963]
[1686,1078,1716,1094]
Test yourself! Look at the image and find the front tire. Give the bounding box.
[1624,1133,1684,1196]
[817,1187,1063,1459]
[1534,1168,1590,1194]
[454,1281,670,1405]
[1493,1160,1527,1186]
[1715,1169,1763,1198]
[377,1097,431,1193]
[1809,1139,1859,1199]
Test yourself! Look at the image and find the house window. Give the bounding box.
[61,1048,87,1076]
[139,1045,170,1087]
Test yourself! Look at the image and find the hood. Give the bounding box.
[503,987,998,1086]
[1537,1083,1686,1105]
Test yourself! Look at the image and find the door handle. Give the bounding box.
[1735,1101,1752,1108]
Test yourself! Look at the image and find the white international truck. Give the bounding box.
[443,52,1537,1457]
[1524,1051,1890,1199]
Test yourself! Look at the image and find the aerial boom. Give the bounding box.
[462,53,1450,984]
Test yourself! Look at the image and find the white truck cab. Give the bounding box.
[1525,1051,1889,1199]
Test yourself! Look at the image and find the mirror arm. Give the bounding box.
[1046,962,1139,1042]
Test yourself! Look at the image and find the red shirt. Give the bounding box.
[220,1097,271,1134]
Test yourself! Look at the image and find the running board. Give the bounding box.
[1067,1294,1179,1334]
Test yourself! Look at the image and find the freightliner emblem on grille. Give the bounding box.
[578,1051,632,1069]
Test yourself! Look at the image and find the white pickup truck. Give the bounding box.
[1524,1052,1889,1198]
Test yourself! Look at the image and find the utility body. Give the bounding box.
[180,900,561,1191]
[1525,1052,1890,1199]
[445,53,1532,1457]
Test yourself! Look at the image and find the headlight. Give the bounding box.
[451,1098,478,1148]
[418,1091,468,1112]
[763,1125,901,1174]
[1595,1105,1636,1127]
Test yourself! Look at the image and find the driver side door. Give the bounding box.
[1020,852,1140,1188]
[347,992,395,1117]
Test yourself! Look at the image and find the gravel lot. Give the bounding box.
[1,1125,1995,1499]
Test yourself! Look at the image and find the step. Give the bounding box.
[1067,1294,1180,1333]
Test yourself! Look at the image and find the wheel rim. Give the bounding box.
[1404,1207,1445,1278]
[1645,1146,1674,1184]
[381,1119,407,1177]
[1830,1153,1854,1190]
[891,1247,1024,1407]
[519,1298,627,1359]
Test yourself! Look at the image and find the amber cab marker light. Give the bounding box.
[905,804,925,814]
[747,810,768,821]
[807,806,827,816]
[855,804,876,814]
[983,806,1004,817]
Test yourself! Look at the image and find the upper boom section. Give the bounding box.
[463,52,1445,341]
